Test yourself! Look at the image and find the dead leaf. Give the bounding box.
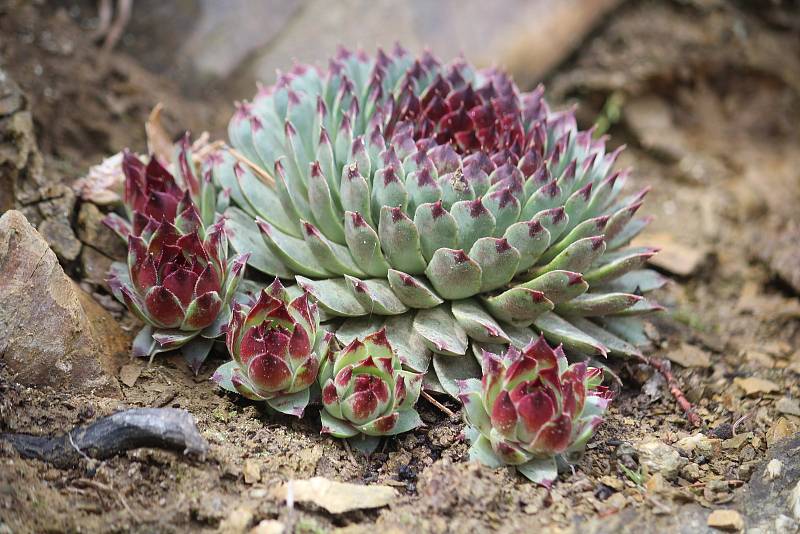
[118,363,143,388]
[271,477,396,514]
[666,344,711,368]
[145,103,174,164]
[635,232,708,276]
[732,377,779,396]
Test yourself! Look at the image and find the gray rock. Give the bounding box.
[76,202,126,259]
[0,210,126,397]
[743,435,800,533]
[634,437,687,480]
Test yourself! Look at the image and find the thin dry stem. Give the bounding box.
[228,148,276,187]
[421,390,456,418]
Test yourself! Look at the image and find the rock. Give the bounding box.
[167,0,619,99]
[218,506,254,534]
[634,438,686,480]
[722,433,751,451]
[759,223,800,296]
[675,433,720,457]
[624,96,688,162]
[707,509,744,531]
[791,481,800,522]
[743,436,800,532]
[733,377,780,396]
[249,520,285,534]
[645,472,667,493]
[635,232,709,277]
[76,202,126,259]
[0,210,126,397]
[745,350,775,368]
[0,68,45,212]
[764,459,783,481]
[271,477,396,514]
[243,459,261,484]
[766,418,797,447]
[681,463,702,482]
[38,217,82,262]
[776,397,800,417]
[666,344,712,368]
[80,246,113,288]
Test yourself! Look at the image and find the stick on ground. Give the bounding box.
[0,408,209,468]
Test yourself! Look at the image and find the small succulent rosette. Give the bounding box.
[458,336,613,486]
[212,279,332,417]
[106,152,247,371]
[318,329,423,451]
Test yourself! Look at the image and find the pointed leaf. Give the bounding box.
[424,248,482,300]
[387,270,443,309]
[296,276,368,317]
[533,312,608,356]
[413,306,468,356]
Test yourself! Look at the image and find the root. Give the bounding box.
[643,356,702,428]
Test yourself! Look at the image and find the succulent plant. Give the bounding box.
[106,150,248,372]
[459,336,613,485]
[215,46,665,396]
[318,328,423,450]
[212,279,332,416]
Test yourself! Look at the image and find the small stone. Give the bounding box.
[722,433,751,451]
[118,363,143,388]
[249,488,268,499]
[681,463,702,482]
[634,438,686,480]
[76,202,126,259]
[645,472,667,493]
[38,217,82,262]
[766,417,797,447]
[745,350,775,368]
[599,475,624,491]
[763,459,782,481]
[250,520,285,534]
[219,506,254,534]
[675,433,719,457]
[707,509,744,531]
[666,343,711,368]
[243,460,261,484]
[602,492,627,512]
[733,377,780,396]
[776,397,800,416]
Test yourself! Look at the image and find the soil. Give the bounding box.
[1,1,799,533]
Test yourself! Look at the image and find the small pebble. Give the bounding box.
[707,509,744,531]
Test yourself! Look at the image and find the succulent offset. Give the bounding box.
[212,279,332,416]
[106,149,248,371]
[459,336,613,485]
[318,329,423,446]
[215,46,666,396]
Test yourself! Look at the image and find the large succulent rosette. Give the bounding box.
[318,329,423,448]
[214,46,666,397]
[212,279,332,416]
[459,336,613,486]
[106,151,247,371]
